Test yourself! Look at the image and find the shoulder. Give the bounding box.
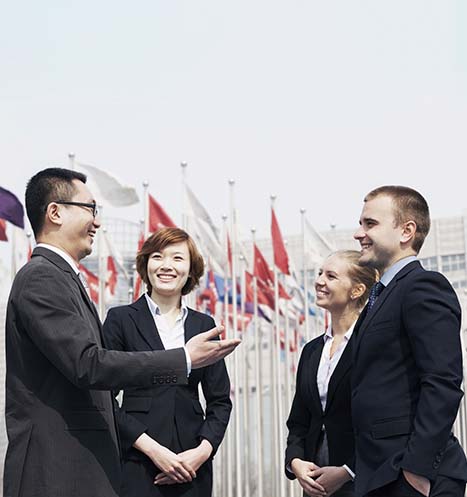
[300,334,325,358]
[187,308,215,326]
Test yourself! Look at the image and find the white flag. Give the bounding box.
[76,162,139,207]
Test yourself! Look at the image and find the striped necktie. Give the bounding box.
[367,281,384,311]
[78,272,92,299]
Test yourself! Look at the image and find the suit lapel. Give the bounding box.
[129,295,165,350]
[325,338,352,413]
[354,260,421,358]
[32,247,103,339]
[184,309,203,343]
[307,338,325,416]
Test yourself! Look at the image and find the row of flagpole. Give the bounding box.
[0,154,336,496]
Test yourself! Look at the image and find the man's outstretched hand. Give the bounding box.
[186,326,241,369]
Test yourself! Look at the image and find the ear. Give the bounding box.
[351,283,366,301]
[45,202,64,227]
[400,220,417,245]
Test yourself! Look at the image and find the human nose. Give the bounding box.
[354,226,364,240]
[315,274,325,287]
[93,215,102,229]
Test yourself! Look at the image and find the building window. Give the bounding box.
[420,256,438,271]
[441,254,466,273]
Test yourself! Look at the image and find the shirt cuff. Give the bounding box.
[183,346,192,376]
[343,464,355,480]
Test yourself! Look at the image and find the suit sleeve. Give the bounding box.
[284,344,312,480]
[400,271,464,481]
[15,264,188,390]
[102,309,149,453]
[198,315,232,456]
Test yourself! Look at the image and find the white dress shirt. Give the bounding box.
[144,293,192,374]
[316,321,356,480]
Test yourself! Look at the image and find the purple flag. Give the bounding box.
[0,187,24,229]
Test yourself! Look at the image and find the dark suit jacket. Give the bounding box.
[352,260,467,496]
[285,334,354,479]
[3,247,187,497]
[104,295,232,495]
[102,296,231,496]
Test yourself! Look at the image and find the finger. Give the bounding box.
[203,325,224,340]
[305,476,326,493]
[175,465,193,482]
[181,461,196,479]
[302,481,326,497]
[154,476,176,485]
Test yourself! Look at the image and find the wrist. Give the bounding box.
[199,439,213,458]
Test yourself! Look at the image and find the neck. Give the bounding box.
[150,291,182,314]
[329,306,360,336]
[37,237,80,265]
[379,251,416,275]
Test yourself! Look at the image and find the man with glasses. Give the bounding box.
[3,168,240,497]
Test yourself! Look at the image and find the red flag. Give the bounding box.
[253,244,290,300]
[79,264,99,304]
[148,194,176,232]
[0,219,7,242]
[106,256,118,296]
[245,271,275,309]
[271,207,290,275]
[253,244,274,286]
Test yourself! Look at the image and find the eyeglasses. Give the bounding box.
[52,201,99,218]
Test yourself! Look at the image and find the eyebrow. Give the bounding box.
[361,216,378,225]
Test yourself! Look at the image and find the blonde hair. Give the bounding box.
[331,250,378,308]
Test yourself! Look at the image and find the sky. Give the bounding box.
[1,0,466,249]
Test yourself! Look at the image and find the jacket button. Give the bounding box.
[433,462,440,469]
[165,377,171,384]
[172,377,177,383]
[435,455,442,463]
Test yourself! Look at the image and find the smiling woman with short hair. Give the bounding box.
[103,227,231,497]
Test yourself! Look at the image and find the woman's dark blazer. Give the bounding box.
[103,295,231,496]
[285,333,354,480]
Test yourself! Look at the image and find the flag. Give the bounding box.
[148,194,176,232]
[185,186,220,242]
[0,219,7,242]
[253,244,274,287]
[79,264,99,303]
[76,162,139,206]
[106,255,118,299]
[253,243,290,300]
[0,186,24,228]
[197,269,218,315]
[271,207,290,275]
[305,218,334,262]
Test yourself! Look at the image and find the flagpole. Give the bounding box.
[180,161,188,230]
[229,179,242,497]
[239,255,250,497]
[97,208,106,320]
[222,214,233,497]
[271,195,286,497]
[300,208,310,342]
[143,181,149,239]
[68,152,75,171]
[251,227,264,497]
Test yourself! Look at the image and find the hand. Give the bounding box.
[312,466,352,496]
[403,470,430,497]
[155,440,213,486]
[133,433,196,484]
[290,459,326,497]
[186,325,241,369]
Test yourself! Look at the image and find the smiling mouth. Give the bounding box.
[316,290,329,297]
[360,243,372,250]
[157,274,176,281]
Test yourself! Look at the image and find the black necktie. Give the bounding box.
[367,281,384,311]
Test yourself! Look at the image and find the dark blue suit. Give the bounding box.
[352,260,467,496]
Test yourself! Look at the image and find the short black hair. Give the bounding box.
[25,168,87,237]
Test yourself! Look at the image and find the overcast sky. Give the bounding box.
[1,0,466,247]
